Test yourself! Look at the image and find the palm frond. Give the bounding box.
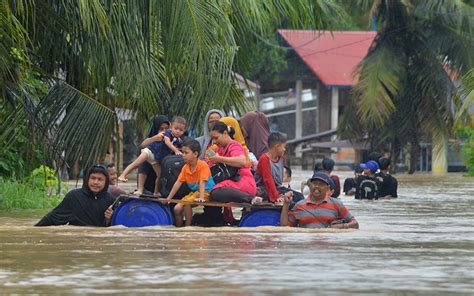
[354,44,403,124]
[0,1,29,92]
[32,82,117,170]
[456,68,474,124]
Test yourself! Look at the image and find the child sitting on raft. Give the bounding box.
[166,139,215,227]
[255,132,304,206]
[119,116,187,196]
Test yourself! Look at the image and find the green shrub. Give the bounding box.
[456,126,474,176]
[0,178,63,210]
[28,165,59,188]
[0,165,69,210]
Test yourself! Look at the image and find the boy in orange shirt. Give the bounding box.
[166,139,215,226]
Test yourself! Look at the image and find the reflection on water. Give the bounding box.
[1,171,473,294]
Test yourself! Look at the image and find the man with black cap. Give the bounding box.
[280,172,359,229]
[35,165,116,227]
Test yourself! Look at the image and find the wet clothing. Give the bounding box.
[240,111,270,160]
[330,175,341,198]
[355,175,382,199]
[288,196,356,228]
[196,109,225,159]
[343,177,357,195]
[148,129,183,162]
[376,172,398,198]
[36,166,115,227]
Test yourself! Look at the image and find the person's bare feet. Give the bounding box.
[133,190,143,196]
[274,199,284,206]
[153,192,162,198]
[251,196,263,205]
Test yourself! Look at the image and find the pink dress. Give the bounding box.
[212,140,257,196]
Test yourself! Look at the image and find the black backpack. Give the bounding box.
[356,177,379,199]
[159,155,190,198]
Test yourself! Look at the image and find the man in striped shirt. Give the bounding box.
[280,172,359,229]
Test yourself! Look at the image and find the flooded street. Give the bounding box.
[1,171,473,295]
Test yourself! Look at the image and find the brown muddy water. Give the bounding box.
[0,171,473,295]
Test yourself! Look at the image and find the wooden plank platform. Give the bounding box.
[113,194,283,210]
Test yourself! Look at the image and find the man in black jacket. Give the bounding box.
[36,165,116,227]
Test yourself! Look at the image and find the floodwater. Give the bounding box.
[1,170,473,295]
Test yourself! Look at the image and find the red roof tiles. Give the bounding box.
[278,30,376,87]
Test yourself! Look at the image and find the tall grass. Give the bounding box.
[0,178,63,210]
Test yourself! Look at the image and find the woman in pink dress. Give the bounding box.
[207,121,258,204]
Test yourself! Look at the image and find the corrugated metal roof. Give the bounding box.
[278,30,376,87]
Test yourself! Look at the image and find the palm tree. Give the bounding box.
[341,0,474,173]
[1,0,343,173]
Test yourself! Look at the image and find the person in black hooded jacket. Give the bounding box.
[35,165,116,227]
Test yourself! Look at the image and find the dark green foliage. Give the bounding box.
[1,0,344,172]
[456,126,474,176]
[340,0,474,173]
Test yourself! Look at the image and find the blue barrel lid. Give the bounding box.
[239,209,281,227]
[111,198,174,227]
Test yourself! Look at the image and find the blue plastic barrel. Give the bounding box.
[111,198,174,227]
[238,209,281,227]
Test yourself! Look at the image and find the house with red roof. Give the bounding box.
[258,29,376,167]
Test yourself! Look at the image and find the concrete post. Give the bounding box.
[331,86,339,131]
[295,80,303,139]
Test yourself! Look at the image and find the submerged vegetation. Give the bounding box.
[0,166,66,210]
[0,179,62,210]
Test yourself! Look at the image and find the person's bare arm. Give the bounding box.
[330,219,359,229]
[164,136,182,155]
[139,133,164,149]
[197,180,206,202]
[104,205,113,226]
[166,181,183,202]
[280,192,293,226]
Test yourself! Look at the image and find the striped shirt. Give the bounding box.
[288,196,356,228]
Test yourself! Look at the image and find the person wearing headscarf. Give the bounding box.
[207,120,259,224]
[35,165,116,227]
[240,111,270,160]
[196,109,225,159]
[219,116,252,168]
[137,115,170,194]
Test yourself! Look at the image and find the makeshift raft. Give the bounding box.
[111,195,282,228]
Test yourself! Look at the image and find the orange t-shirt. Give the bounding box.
[177,160,215,192]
